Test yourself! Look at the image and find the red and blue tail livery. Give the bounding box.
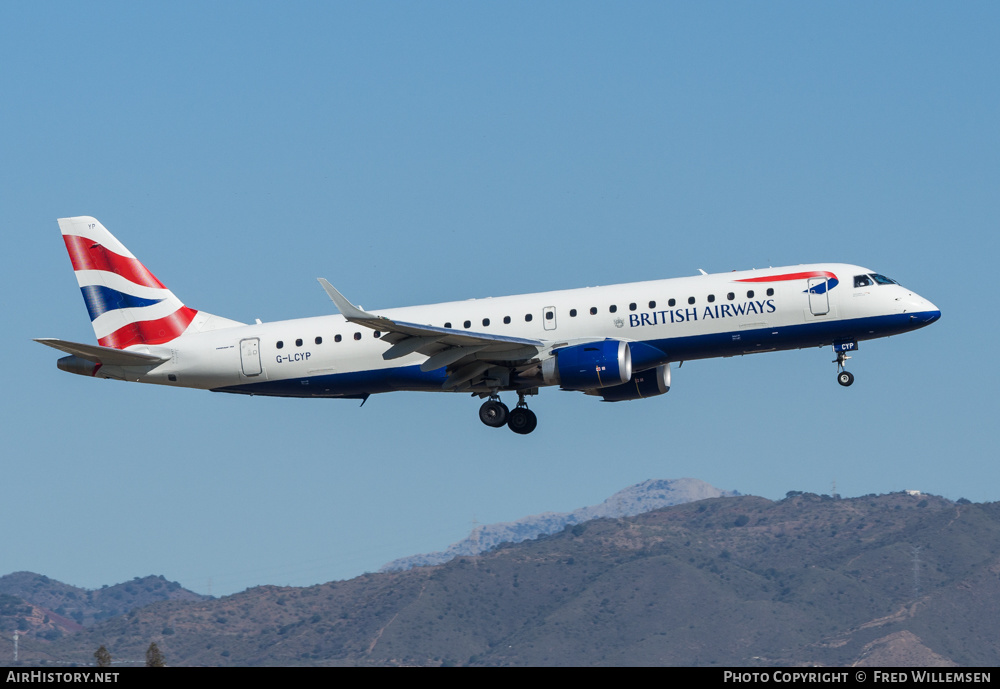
[37,216,940,435]
[59,217,198,349]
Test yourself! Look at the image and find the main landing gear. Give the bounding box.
[479,398,509,427]
[834,350,854,387]
[508,403,538,435]
[479,393,537,434]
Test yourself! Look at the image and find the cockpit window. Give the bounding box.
[854,275,873,288]
[869,273,898,285]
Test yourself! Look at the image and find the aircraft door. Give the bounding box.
[807,278,830,316]
[240,338,262,376]
[543,306,557,331]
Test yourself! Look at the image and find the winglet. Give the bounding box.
[317,279,374,320]
[317,279,394,331]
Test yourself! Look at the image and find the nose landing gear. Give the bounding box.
[834,349,854,387]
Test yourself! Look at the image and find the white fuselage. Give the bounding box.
[95,263,939,399]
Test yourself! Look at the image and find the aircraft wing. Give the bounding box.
[318,280,556,388]
[34,338,170,366]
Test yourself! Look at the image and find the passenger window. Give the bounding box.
[335,334,342,343]
[707,295,715,303]
[374,332,381,338]
[746,290,755,298]
[766,288,774,296]
[545,311,554,320]
[649,301,656,309]
[668,299,675,307]
[444,322,452,329]
[569,309,577,317]
[525,313,533,322]
[295,338,303,347]
[315,337,322,345]
[482,318,490,327]
[590,307,597,315]
[464,320,471,328]
[609,305,618,313]
[727,292,735,301]
[629,303,637,311]
[687,297,695,305]
[503,316,511,324]
[354,332,361,340]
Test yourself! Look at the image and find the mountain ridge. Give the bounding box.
[6,490,998,667]
[380,477,738,571]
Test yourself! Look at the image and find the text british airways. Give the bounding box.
[629,299,776,327]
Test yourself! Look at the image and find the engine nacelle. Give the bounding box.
[541,340,632,390]
[594,364,671,402]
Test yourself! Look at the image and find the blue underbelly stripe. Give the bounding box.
[211,311,939,398]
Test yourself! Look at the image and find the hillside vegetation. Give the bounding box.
[6,492,999,666]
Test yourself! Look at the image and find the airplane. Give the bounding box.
[37,216,941,435]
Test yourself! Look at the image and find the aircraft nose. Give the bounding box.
[910,296,941,324]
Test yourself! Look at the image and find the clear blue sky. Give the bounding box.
[3,2,996,597]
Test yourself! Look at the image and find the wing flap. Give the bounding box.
[420,345,489,372]
[443,361,493,389]
[382,335,442,361]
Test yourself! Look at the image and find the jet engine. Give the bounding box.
[592,364,671,401]
[541,340,631,390]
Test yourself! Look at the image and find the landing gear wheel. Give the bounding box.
[479,400,509,427]
[833,348,855,388]
[508,407,537,435]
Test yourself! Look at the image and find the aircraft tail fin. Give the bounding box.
[57,216,243,349]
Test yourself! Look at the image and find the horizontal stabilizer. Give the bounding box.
[34,338,169,366]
